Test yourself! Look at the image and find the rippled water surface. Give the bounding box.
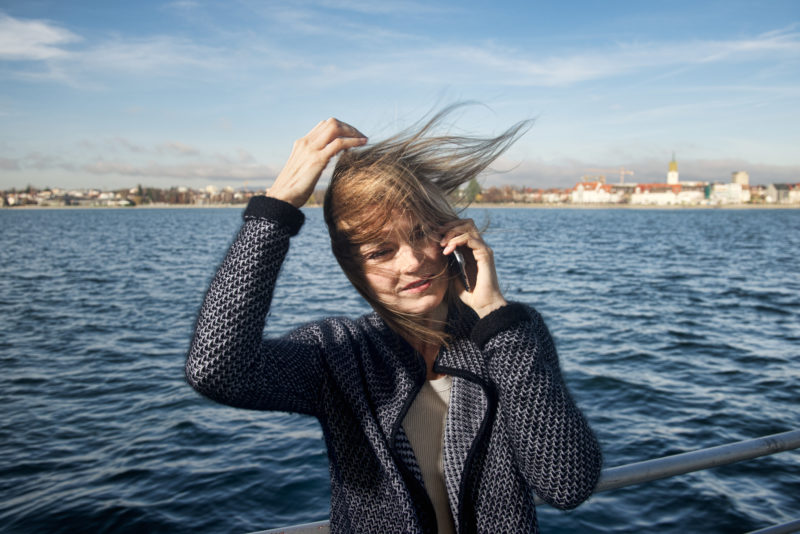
[1,207,798,533]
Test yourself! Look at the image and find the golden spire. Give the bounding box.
[669,152,678,173]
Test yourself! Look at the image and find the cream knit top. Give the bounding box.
[403,375,455,534]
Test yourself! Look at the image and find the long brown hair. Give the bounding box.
[324,104,531,346]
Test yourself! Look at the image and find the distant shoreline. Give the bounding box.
[462,202,800,210]
[3,202,799,211]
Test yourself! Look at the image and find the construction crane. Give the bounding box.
[581,174,607,184]
[586,167,635,184]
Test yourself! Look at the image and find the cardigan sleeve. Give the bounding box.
[185,196,324,417]
[475,303,602,510]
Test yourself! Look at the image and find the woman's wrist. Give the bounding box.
[266,188,305,209]
[470,302,529,348]
[474,297,508,319]
[243,196,305,236]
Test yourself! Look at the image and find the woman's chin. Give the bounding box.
[399,293,448,318]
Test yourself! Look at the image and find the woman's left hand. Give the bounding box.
[440,219,507,319]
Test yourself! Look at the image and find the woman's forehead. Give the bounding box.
[338,202,443,246]
[371,211,419,239]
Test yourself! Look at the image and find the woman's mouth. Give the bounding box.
[402,278,432,293]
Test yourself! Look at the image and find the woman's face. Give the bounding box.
[359,214,449,319]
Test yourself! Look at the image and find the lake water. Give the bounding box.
[1,206,798,533]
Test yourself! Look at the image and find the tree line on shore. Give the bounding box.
[1,179,530,207]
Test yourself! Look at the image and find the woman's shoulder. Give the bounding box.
[285,311,417,381]
[317,310,384,331]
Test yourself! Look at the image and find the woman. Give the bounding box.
[186,110,602,533]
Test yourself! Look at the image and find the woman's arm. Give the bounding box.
[441,219,601,508]
[186,202,323,414]
[474,304,602,510]
[185,119,367,415]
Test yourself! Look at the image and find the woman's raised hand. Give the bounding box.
[440,219,508,319]
[267,118,367,208]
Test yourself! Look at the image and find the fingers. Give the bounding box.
[269,118,366,208]
[439,219,484,255]
[320,135,368,160]
[438,218,507,317]
[292,118,367,162]
[310,117,367,151]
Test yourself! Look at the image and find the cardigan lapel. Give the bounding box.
[362,313,427,451]
[433,304,496,532]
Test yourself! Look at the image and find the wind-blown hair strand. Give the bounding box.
[324,105,532,346]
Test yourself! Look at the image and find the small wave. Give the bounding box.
[752,304,792,316]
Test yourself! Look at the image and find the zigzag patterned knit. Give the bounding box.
[186,197,602,533]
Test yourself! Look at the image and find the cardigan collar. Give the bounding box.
[365,301,492,445]
[434,301,487,378]
[363,301,488,444]
[366,300,489,446]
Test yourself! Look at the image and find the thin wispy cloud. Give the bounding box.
[158,142,200,157]
[0,11,227,88]
[420,28,800,87]
[0,157,20,170]
[79,36,223,74]
[81,159,273,181]
[165,0,201,10]
[247,3,428,47]
[3,10,797,89]
[4,139,275,183]
[0,12,80,60]
[316,0,449,16]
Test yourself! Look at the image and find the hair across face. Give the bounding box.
[324,159,459,346]
[323,105,531,345]
[358,212,450,320]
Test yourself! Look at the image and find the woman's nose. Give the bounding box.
[397,243,424,273]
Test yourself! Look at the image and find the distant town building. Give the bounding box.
[570,182,623,204]
[765,183,800,204]
[709,182,750,204]
[1,185,256,208]
[732,171,749,186]
[542,189,569,203]
[667,153,679,185]
[630,183,704,205]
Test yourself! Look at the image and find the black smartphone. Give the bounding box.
[448,248,472,292]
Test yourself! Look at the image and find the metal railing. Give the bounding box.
[254,429,800,534]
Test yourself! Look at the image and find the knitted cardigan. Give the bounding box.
[186,196,602,534]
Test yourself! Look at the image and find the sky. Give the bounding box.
[1,0,798,191]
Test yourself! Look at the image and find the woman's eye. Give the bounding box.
[366,248,390,260]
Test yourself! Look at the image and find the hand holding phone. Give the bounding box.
[440,219,507,318]
[448,248,472,292]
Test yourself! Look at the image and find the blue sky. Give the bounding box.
[1,0,798,190]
